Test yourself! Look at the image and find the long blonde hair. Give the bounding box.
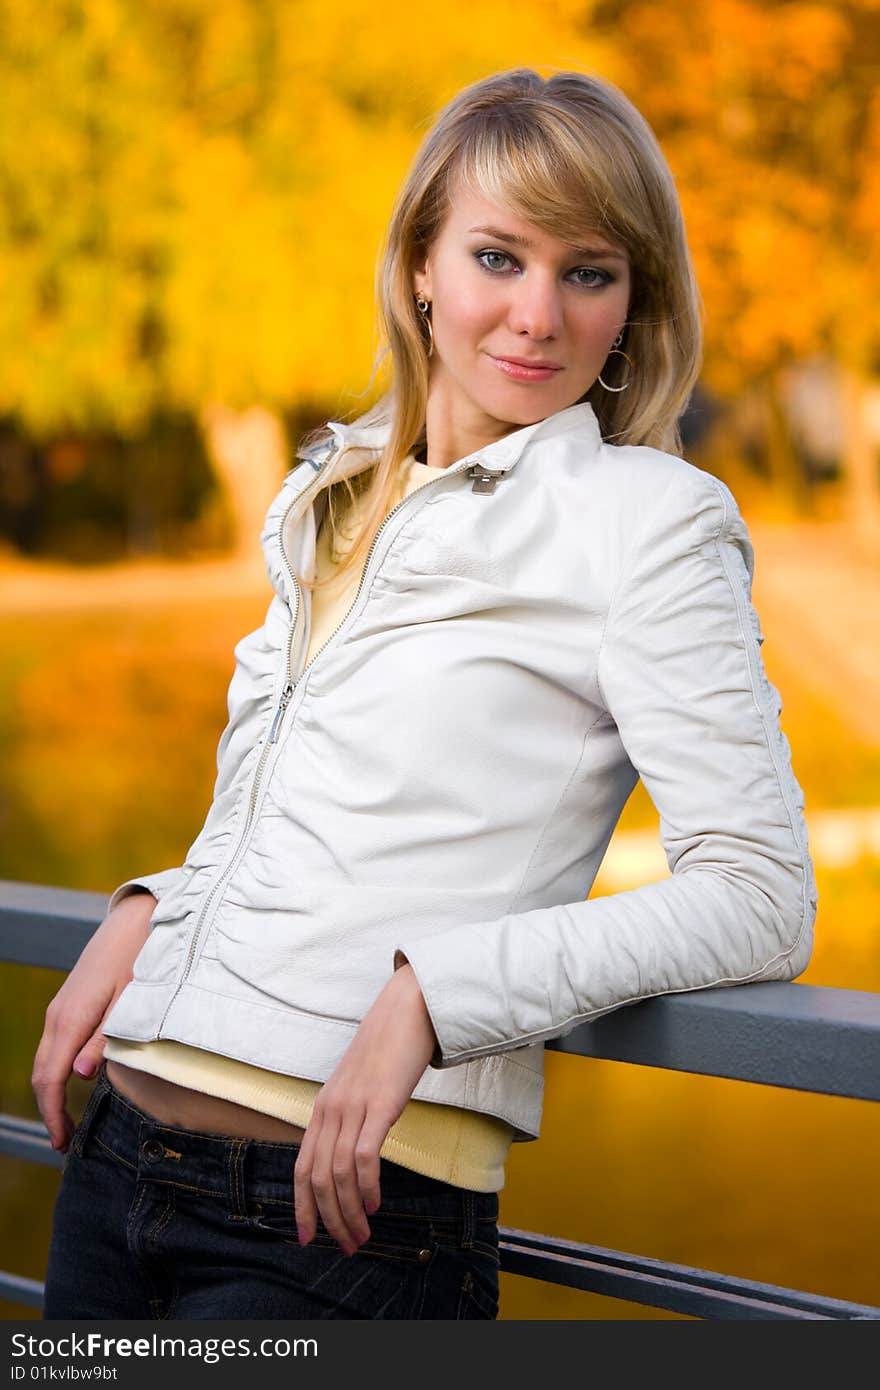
[296,66,704,593]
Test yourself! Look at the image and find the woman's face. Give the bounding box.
[412,181,632,457]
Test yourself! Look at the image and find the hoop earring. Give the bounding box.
[597,331,632,392]
[415,295,434,359]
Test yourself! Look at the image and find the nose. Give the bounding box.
[506,270,564,340]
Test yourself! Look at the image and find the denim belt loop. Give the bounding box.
[460,1187,476,1249]
[69,1062,112,1159]
[225,1137,253,1221]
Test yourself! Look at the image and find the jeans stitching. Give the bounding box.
[148,1194,177,1320]
[456,1272,471,1319]
[70,1071,110,1158]
[457,1270,498,1319]
[225,1138,249,1220]
[135,1189,176,1320]
[236,1140,248,1217]
[461,1189,475,1249]
[253,1226,430,1265]
[412,1254,432,1318]
[466,1240,500,1264]
[90,1151,236,1197]
[126,1184,167,1317]
[92,1132,138,1172]
[227,1141,237,1217]
[126,1182,148,1244]
[252,1200,489,1225]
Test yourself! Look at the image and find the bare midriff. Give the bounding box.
[104,1059,308,1144]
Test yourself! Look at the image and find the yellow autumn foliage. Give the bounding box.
[0,0,875,428]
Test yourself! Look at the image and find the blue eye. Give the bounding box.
[476,250,514,273]
[571,266,613,289]
[473,249,612,289]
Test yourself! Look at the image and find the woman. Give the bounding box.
[33,66,817,1320]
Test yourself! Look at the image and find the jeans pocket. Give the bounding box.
[69,1066,110,1158]
[246,1201,438,1318]
[469,1216,501,1266]
[248,1202,436,1265]
[456,1248,500,1320]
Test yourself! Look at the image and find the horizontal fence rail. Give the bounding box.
[2,879,879,1320]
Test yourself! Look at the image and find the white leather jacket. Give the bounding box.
[103,400,817,1142]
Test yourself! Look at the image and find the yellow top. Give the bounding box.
[105,453,516,1192]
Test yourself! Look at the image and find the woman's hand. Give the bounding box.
[31,892,156,1152]
[293,962,438,1255]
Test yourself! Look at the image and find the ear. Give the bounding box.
[412,254,432,302]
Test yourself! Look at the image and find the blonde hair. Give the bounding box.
[297,66,704,593]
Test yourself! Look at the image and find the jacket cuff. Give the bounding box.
[392,939,516,1069]
[392,948,445,1069]
[107,867,187,919]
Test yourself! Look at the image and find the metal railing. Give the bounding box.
[2,879,879,1320]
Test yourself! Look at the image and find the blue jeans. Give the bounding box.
[43,1061,501,1320]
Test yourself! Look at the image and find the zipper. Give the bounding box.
[268,682,294,743]
[154,453,336,1032]
[275,453,492,694]
[156,446,506,1028]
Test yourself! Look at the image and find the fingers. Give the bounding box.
[293,1114,324,1249]
[284,977,428,1256]
[31,1019,75,1153]
[31,919,143,1156]
[72,1029,106,1080]
[353,1115,384,1220]
[327,1112,372,1253]
[40,1077,74,1152]
[296,1110,366,1257]
[32,1005,108,1153]
[294,1104,383,1256]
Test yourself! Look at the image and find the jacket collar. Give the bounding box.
[302,398,603,485]
[263,398,604,599]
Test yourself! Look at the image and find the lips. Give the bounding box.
[489,355,563,382]
[492,355,563,370]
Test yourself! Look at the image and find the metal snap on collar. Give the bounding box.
[141,1138,165,1162]
[467,462,509,495]
[418,1248,432,1264]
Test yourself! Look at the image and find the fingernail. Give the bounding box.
[74,1063,92,1077]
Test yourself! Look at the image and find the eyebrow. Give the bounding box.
[467,224,628,262]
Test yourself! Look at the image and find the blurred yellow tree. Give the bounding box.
[0,0,876,544]
[591,0,880,527]
[0,0,608,549]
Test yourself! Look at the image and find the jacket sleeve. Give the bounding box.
[106,867,188,918]
[392,469,818,1069]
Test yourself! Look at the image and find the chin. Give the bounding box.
[491,393,568,425]
[482,400,543,429]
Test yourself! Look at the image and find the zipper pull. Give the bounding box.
[467,463,507,495]
[269,682,294,744]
